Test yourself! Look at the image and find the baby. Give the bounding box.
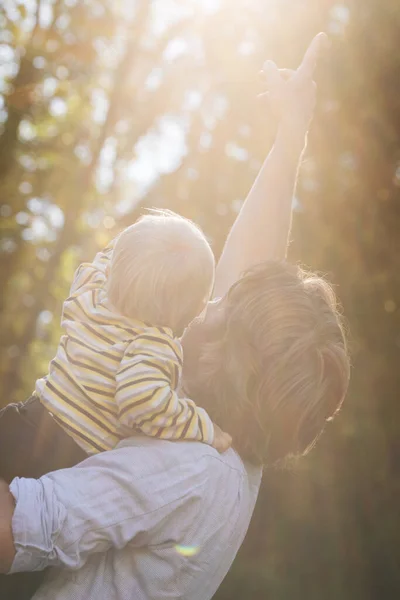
[31,210,230,458]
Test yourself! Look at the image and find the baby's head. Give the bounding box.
[107,210,215,335]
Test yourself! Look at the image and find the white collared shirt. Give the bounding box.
[10,436,262,600]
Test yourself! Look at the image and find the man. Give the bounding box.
[0,33,348,599]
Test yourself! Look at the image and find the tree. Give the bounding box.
[1,1,400,598]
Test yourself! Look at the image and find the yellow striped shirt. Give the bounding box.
[36,241,214,455]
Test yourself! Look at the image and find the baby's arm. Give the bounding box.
[115,332,229,449]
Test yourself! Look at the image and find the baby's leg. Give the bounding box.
[0,394,87,483]
[0,395,89,598]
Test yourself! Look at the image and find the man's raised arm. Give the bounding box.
[214,33,327,298]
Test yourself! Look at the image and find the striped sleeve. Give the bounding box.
[70,238,116,295]
[115,332,214,444]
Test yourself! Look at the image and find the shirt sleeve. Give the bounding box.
[115,332,214,444]
[69,238,116,296]
[8,446,210,574]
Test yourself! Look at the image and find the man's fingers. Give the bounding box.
[262,60,284,92]
[257,91,270,101]
[216,433,232,453]
[259,68,295,82]
[298,32,329,78]
[279,68,296,81]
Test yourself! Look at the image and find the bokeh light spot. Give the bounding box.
[384,300,396,313]
[103,216,115,229]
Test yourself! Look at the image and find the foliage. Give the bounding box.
[1,0,399,597]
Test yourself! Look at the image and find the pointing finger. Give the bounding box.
[297,32,329,78]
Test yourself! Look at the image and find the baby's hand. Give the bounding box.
[212,423,232,453]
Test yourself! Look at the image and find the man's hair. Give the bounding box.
[185,261,350,466]
[107,210,215,334]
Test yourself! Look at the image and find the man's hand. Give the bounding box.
[0,479,16,573]
[214,33,328,297]
[260,32,329,131]
[212,424,232,454]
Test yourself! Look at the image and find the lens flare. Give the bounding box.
[175,544,199,557]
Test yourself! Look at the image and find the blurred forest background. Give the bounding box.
[1,0,400,598]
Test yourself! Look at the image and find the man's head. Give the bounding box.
[107,210,215,335]
[181,261,349,466]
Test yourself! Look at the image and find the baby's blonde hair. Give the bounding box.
[107,210,215,334]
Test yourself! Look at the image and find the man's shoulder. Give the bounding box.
[74,436,261,514]
[114,436,260,493]
[116,435,242,469]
